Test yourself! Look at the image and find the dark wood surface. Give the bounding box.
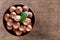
[0,0,60,40]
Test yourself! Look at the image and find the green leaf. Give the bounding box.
[20,11,28,23]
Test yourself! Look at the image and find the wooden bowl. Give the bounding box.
[3,4,35,36]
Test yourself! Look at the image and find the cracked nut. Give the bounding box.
[13,22,20,29]
[19,25,26,32]
[10,12,16,19]
[23,5,29,11]
[16,6,23,14]
[14,29,22,36]
[7,19,13,26]
[26,25,32,32]
[14,15,21,21]
[28,12,33,18]
[7,26,13,30]
[4,13,10,21]
[23,18,31,25]
[9,6,16,12]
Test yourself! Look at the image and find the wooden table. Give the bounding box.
[0,0,60,40]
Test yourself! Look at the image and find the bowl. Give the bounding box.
[3,4,35,36]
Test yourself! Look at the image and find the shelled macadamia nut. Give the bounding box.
[7,19,13,26]
[13,22,20,29]
[9,6,16,12]
[7,26,13,30]
[26,25,32,32]
[19,25,26,32]
[14,15,21,21]
[16,6,23,14]
[10,12,16,19]
[14,29,22,36]
[23,18,31,25]
[23,5,29,11]
[28,12,33,18]
[4,13,10,21]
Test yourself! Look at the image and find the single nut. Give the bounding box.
[4,13,10,21]
[23,18,31,25]
[26,18,31,22]
[23,5,29,11]
[23,21,27,25]
[10,12,16,19]
[9,6,16,12]
[26,25,32,32]
[16,6,23,14]
[28,12,33,18]
[14,29,22,36]
[13,22,20,29]
[7,19,13,26]
[14,15,21,21]
[7,26,13,30]
[19,25,26,32]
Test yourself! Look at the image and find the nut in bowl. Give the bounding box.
[3,4,35,36]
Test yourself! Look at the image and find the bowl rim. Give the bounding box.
[3,4,35,36]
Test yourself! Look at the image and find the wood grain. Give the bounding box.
[0,0,60,40]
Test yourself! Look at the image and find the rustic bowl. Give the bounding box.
[3,4,35,36]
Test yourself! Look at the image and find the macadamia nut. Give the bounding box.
[9,6,16,12]
[19,25,26,32]
[28,12,33,18]
[7,26,13,30]
[23,18,31,25]
[14,29,22,36]
[7,19,13,26]
[16,6,23,14]
[23,5,29,11]
[4,13,10,21]
[26,25,32,32]
[13,22,20,29]
[10,12,16,19]
[14,15,21,21]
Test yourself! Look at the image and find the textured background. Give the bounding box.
[0,0,60,40]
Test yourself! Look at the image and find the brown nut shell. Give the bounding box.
[7,19,13,26]
[28,12,33,18]
[14,15,21,21]
[23,18,31,25]
[13,22,20,29]
[14,29,22,36]
[7,26,13,30]
[16,6,23,14]
[10,12,16,19]
[4,13,10,21]
[9,6,16,12]
[26,25,32,32]
[23,5,29,11]
[19,25,26,32]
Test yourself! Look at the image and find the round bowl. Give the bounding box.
[3,4,35,36]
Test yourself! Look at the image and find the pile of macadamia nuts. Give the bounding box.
[4,5,33,36]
